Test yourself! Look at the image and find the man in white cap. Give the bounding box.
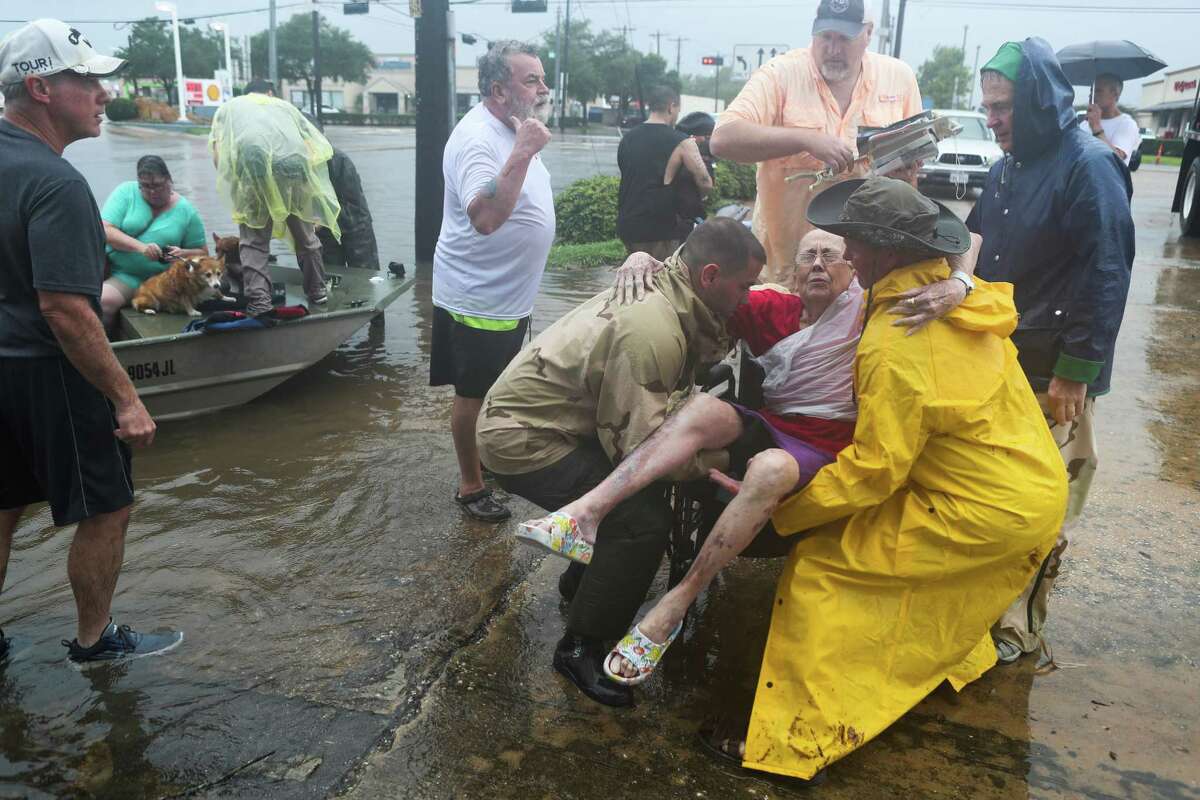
[0,19,183,662]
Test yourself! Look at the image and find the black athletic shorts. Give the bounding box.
[0,356,134,526]
[429,306,530,400]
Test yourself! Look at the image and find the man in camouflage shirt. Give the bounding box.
[478,218,764,707]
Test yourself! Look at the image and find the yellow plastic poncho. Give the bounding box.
[209,94,341,241]
[743,258,1067,781]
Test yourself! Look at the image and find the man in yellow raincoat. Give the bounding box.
[209,79,341,314]
[732,177,1067,782]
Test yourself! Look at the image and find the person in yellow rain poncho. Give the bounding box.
[209,79,341,315]
[727,176,1067,783]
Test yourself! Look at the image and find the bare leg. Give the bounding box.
[100,279,133,332]
[452,395,486,497]
[0,507,24,597]
[549,394,743,543]
[68,506,131,647]
[608,448,801,678]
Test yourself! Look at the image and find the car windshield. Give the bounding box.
[949,116,992,141]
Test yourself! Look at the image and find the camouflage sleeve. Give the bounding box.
[594,325,723,481]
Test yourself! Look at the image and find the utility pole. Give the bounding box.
[311,5,323,124]
[671,36,687,77]
[968,44,981,109]
[892,0,907,59]
[877,0,891,54]
[415,0,455,261]
[559,0,571,131]
[268,0,278,86]
[651,30,663,58]
[553,5,563,125]
[617,25,635,49]
[950,25,967,108]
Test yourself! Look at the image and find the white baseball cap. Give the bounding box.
[0,19,126,86]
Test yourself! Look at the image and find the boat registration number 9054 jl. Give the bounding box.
[127,359,177,382]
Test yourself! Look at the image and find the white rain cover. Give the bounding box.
[756,279,865,420]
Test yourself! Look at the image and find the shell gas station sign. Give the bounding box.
[184,78,226,107]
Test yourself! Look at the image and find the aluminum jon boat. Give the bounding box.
[112,262,413,421]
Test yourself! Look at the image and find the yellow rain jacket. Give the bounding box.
[209,94,341,240]
[744,258,1067,780]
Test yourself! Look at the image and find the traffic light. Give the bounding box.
[512,0,548,11]
[343,2,369,13]
[701,56,724,66]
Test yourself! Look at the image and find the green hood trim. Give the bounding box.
[981,42,1022,84]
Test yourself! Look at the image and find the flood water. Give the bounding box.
[1,125,1197,799]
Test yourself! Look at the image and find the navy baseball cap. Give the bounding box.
[813,0,867,38]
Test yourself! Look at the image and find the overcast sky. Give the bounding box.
[3,1,1197,105]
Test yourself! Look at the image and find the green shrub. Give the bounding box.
[555,175,620,244]
[546,238,626,269]
[1139,138,1186,158]
[105,97,138,122]
[706,159,758,214]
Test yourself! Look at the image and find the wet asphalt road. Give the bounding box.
[0,125,1196,799]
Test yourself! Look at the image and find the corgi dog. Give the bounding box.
[212,232,244,290]
[212,232,241,267]
[132,255,232,317]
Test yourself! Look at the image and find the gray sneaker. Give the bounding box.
[994,638,1023,665]
[63,620,184,663]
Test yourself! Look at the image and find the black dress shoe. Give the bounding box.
[553,633,633,708]
[558,562,585,602]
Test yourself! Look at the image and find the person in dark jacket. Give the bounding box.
[315,148,380,269]
[969,38,1134,663]
[301,111,381,269]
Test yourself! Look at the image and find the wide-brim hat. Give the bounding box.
[0,19,126,86]
[806,177,970,256]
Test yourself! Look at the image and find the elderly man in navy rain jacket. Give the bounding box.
[968,38,1134,662]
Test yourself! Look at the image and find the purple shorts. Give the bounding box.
[729,403,836,487]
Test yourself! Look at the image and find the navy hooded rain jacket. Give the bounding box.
[967,37,1134,396]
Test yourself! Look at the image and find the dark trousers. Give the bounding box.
[494,440,673,641]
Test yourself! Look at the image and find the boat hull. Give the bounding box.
[112,266,412,421]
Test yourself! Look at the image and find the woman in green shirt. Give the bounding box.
[100,155,209,329]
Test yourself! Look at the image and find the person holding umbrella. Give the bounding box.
[1082,74,1140,166]
[1056,40,1167,166]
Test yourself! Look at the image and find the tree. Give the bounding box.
[116,18,226,102]
[592,32,675,116]
[537,19,603,114]
[916,45,972,109]
[250,14,372,103]
[680,66,746,106]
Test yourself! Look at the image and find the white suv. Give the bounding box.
[918,110,1003,191]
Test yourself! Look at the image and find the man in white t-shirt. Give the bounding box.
[431,40,554,522]
[1081,73,1140,166]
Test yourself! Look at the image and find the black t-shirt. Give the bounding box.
[616,123,688,243]
[0,119,106,357]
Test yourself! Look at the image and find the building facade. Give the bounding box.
[280,52,481,116]
[1139,64,1200,138]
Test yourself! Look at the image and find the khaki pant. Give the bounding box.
[992,394,1097,655]
[238,216,327,315]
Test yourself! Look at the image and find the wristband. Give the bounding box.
[949,270,975,295]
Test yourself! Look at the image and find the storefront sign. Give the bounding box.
[1174,79,1198,95]
[184,78,226,107]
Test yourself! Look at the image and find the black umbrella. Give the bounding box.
[1056,40,1166,87]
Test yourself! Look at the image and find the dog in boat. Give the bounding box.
[131,254,232,316]
[212,232,241,268]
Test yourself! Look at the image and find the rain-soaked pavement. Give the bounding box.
[0,124,1196,799]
